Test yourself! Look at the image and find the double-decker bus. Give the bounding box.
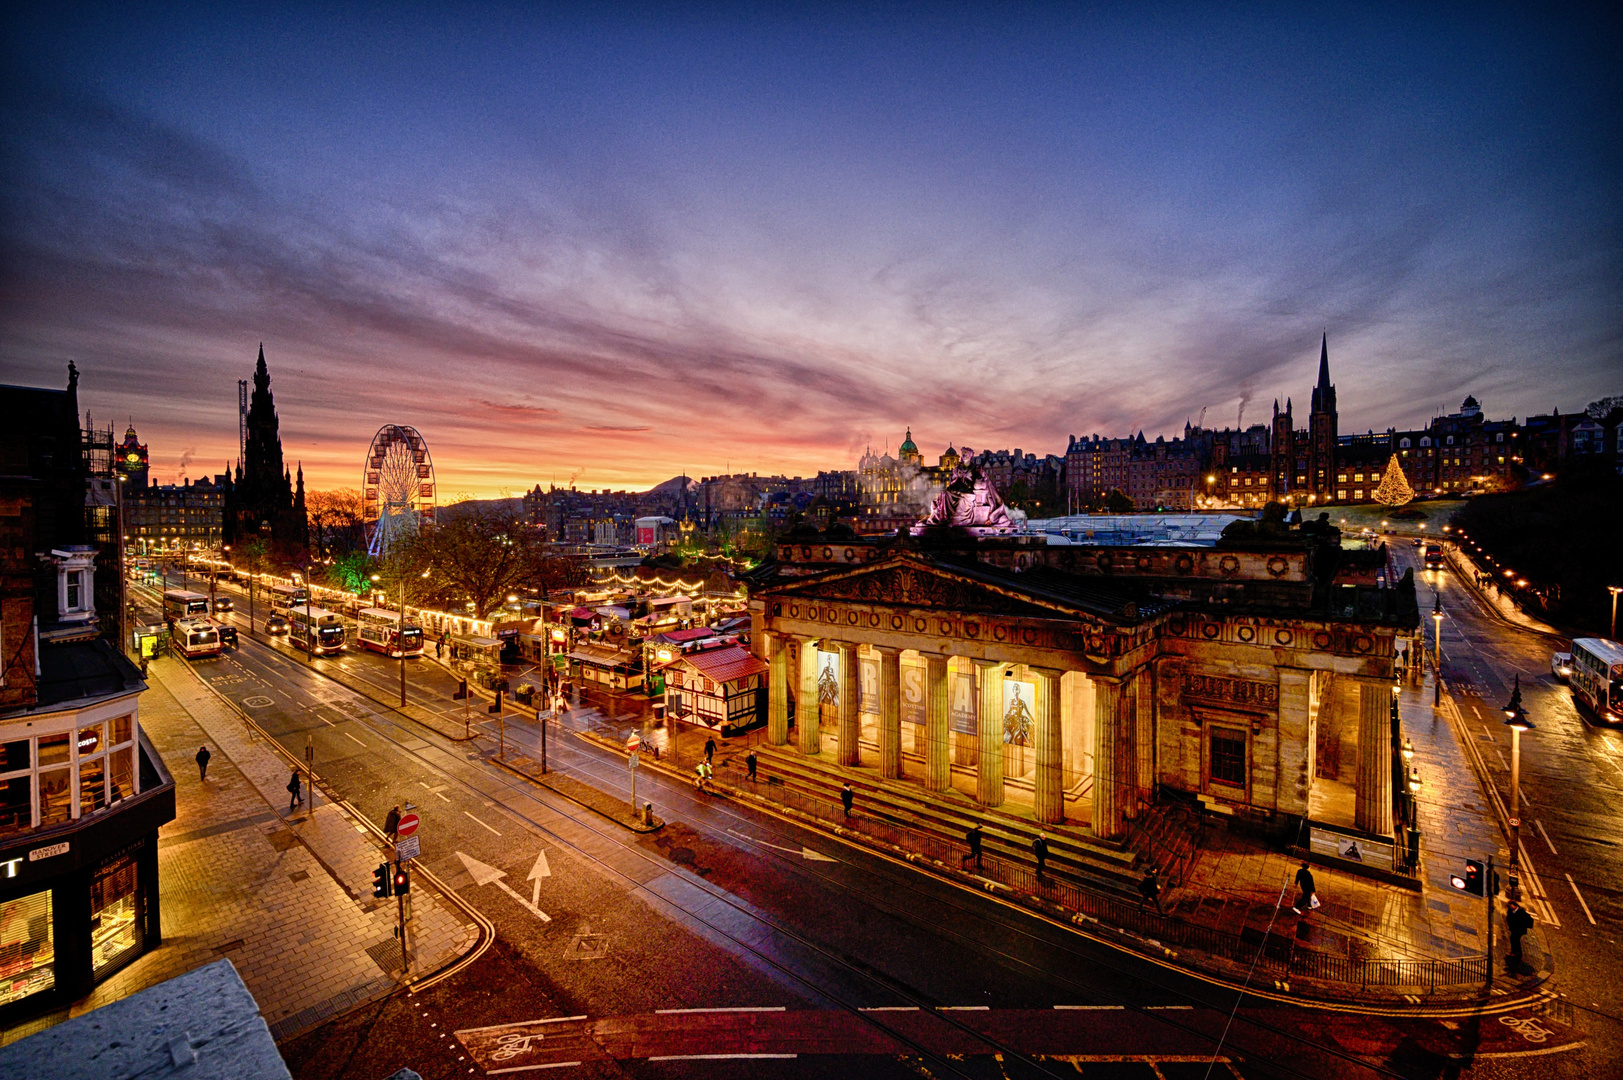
[1423,544,1444,571]
[163,589,210,625]
[1570,638,1623,724]
[356,607,425,658]
[172,617,223,660]
[288,605,346,655]
[269,583,310,612]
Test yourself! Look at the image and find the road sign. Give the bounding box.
[395,834,421,861]
[626,733,641,752]
[396,812,420,838]
[629,752,639,768]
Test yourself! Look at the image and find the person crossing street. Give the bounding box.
[195,745,211,781]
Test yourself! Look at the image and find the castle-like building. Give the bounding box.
[225,345,307,550]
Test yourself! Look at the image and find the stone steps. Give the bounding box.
[744,744,1143,894]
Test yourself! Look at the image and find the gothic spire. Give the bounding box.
[1317,331,1331,393]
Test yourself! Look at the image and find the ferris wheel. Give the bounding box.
[363,424,436,557]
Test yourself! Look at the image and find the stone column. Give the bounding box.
[1092,676,1125,839]
[1030,666,1064,824]
[1354,678,1394,836]
[767,632,789,746]
[837,642,861,767]
[1135,665,1155,804]
[922,652,950,792]
[797,637,821,756]
[975,660,1005,807]
[877,647,902,779]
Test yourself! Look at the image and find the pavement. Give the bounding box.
[1,656,482,1047]
[1444,542,1564,638]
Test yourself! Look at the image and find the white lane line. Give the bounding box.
[343,731,366,747]
[464,811,502,836]
[1566,873,1597,925]
[455,1016,587,1035]
[858,1006,920,1012]
[654,1006,786,1014]
[1535,819,1558,856]
[432,790,451,802]
[647,1055,796,1062]
[1145,1005,1194,1010]
[938,1006,990,1011]
[1494,748,1509,770]
[1471,705,1482,719]
[489,1064,582,1074]
[1054,1004,1124,1010]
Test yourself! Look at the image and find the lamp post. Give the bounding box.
[1503,675,1534,903]
[1432,592,1444,706]
[1610,585,1621,640]
[374,570,429,708]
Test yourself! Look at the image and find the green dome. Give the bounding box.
[899,428,918,455]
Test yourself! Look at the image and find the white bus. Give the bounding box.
[288,605,346,655]
[356,607,425,658]
[163,589,210,625]
[1570,638,1623,724]
[172,617,223,660]
[269,583,310,612]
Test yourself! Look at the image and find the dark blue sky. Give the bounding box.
[2,3,1618,493]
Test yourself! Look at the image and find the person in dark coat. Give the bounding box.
[287,770,302,812]
[1506,900,1534,966]
[966,823,984,870]
[1292,860,1317,915]
[840,782,854,817]
[384,805,401,841]
[705,736,717,764]
[1139,866,1162,912]
[1033,832,1049,877]
[195,745,211,781]
[746,751,758,781]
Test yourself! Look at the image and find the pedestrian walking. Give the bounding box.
[704,736,717,764]
[966,823,984,871]
[384,805,401,841]
[694,760,713,792]
[1292,860,1317,915]
[841,782,854,817]
[746,750,758,782]
[1032,832,1049,877]
[286,770,302,812]
[1506,900,1534,967]
[195,745,211,782]
[1138,866,1162,912]
[435,637,444,659]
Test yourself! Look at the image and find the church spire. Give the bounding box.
[1317,331,1330,393]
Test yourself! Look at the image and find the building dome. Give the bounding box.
[899,428,918,456]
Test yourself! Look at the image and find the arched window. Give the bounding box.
[1398,437,1411,449]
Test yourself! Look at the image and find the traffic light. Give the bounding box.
[1462,859,1484,896]
[372,862,393,898]
[393,863,410,896]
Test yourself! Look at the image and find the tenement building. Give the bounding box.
[748,506,1416,867]
[0,367,176,1021]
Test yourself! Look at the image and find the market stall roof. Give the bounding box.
[677,644,768,684]
[450,634,502,648]
[647,594,693,608]
[653,626,717,645]
[567,607,597,620]
[567,642,640,669]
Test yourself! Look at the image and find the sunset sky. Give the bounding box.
[3,5,1618,498]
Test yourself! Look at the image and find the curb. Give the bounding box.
[1441,546,1566,641]
[487,743,665,833]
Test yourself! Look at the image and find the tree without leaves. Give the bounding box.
[305,488,367,558]
[398,504,580,619]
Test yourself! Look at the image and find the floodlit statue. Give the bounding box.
[917,465,1015,533]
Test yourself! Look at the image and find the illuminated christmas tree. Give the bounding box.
[1372,453,1414,506]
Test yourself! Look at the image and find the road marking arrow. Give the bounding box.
[726,829,837,862]
[456,850,552,922]
[528,849,551,908]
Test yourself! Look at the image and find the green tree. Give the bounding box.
[1104,489,1134,513]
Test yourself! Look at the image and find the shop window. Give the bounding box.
[38,733,69,768]
[39,769,71,826]
[80,757,107,814]
[1210,729,1247,788]
[90,854,142,977]
[0,890,55,1007]
[108,747,135,803]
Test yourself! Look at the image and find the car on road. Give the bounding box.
[265,614,290,635]
[214,622,238,648]
[213,596,233,613]
[1551,651,1573,682]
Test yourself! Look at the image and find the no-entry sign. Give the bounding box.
[626,733,641,752]
[396,812,420,839]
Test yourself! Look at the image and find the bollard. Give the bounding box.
[644,802,654,826]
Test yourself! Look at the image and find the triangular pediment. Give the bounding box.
[772,554,1077,620]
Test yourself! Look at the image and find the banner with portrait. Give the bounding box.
[1002,679,1036,746]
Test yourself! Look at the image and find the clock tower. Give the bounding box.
[116,423,149,489]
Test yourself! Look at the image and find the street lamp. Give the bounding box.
[1503,675,1535,902]
[374,570,430,708]
[1610,585,1621,640]
[1431,592,1444,706]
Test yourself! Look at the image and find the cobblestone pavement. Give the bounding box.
[19,657,480,1043]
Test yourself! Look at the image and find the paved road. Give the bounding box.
[137,571,1586,1077]
[1405,540,1623,1075]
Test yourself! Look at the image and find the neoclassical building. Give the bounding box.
[749,518,1417,855]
